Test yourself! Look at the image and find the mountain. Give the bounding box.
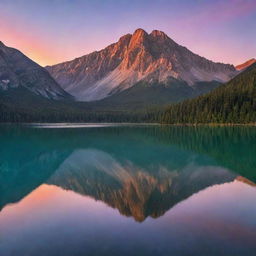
[48,149,236,222]
[0,41,71,100]
[236,58,256,71]
[161,63,256,124]
[46,29,237,102]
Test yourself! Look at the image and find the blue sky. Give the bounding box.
[0,0,255,66]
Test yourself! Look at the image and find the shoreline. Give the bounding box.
[160,123,256,127]
[0,122,255,127]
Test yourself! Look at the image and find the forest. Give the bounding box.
[160,64,256,124]
[0,64,255,124]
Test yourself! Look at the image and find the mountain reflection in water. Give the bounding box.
[0,125,256,256]
[49,148,236,221]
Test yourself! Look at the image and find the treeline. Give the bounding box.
[0,102,160,123]
[0,65,255,124]
[161,64,256,124]
[0,87,161,123]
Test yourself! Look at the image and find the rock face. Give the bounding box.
[236,58,256,71]
[46,29,237,101]
[0,41,71,100]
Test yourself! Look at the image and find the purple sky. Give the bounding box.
[0,0,255,66]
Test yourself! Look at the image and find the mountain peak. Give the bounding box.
[119,33,132,41]
[47,29,237,101]
[150,30,168,39]
[129,28,149,47]
[133,28,148,37]
[0,41,71,100]
[236,58,256,71]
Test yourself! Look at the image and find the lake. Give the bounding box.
[0,125,256,256]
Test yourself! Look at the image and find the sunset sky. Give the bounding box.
[0,0,255,66]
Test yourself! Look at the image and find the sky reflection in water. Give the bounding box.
[0,125,256,256]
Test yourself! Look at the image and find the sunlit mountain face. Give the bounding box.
[0,125,256,255]
[46,28,237,102]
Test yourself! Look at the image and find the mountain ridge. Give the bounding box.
[0,41,71,100]
[236,58,256,71]
[46,28,237,101]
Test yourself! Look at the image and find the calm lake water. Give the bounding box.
[0,125,256,256]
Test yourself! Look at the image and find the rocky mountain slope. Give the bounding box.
[0,41,71,100]
[236,58,256,71]
[47,29,237,101]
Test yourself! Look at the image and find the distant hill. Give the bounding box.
[95,80,221,110]
[161,63,256,124]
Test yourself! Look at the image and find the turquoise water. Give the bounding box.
[0,125,256,255]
